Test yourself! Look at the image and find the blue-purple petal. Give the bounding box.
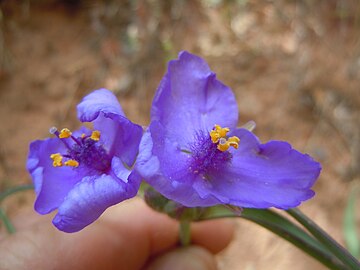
[203,129,321,209]
[77,89,142,167]
[150,121,192,183]
[151,51,238,146]
[135,127,219,207]
[111,156,131,183]
[52,173,139,233]
[77,89,125,122]
[94,113,143,167]
[27,139,82,214]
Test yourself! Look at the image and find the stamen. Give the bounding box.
[50,153,63,167]
[49,126,110,172]
[90,130,101,141]
[210,124,240,152]
[64,159,79,167]
[218,137,230,151]
[70,135,81,145]
[210,125,230,143]
[216,125,230,138]
[49,127,73,150]
[228,136,240,149]
[210,130,220,143]
[59,128,72,139]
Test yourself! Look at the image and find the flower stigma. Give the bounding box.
[49,127,111,172]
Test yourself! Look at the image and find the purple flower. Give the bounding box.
[133,51,321,209]
[27,89,143,232]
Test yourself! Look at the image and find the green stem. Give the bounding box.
[0,184,34,203]
[179,220,191,246]
[287,208,360,270]
[0,207,15,234]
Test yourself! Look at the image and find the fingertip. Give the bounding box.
[145,246,217,270]
[100,198,179,256]
[191,219,236,253]
[0,198,179,270]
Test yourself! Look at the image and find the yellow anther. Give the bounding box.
[59,128,72,139]
[90,130,101,141]
[210,125,230,143]
[215,125,230,138]
[210,130,221,143]
[50,153,63,167]
[210,124,240,152]
[217,138,230,151]
[81,133,86,138]
[228,136,240,149]
[64,159,79,167]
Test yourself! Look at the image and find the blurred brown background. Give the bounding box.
[0,0,359,269]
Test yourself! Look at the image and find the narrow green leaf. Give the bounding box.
[199,206,328,252]
[241,209,348,270]
[241,209,328,251]
[0,184,34,203]
[0,207,16,234]
[198,206,346,270]
[344,186,360,259]
[288,208,360,270]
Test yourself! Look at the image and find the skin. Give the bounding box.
[0,198,234,270]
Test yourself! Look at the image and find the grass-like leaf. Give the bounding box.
[0,184,34,203]
[343,186,360,259]
[288,208,360,270]
[199,206,346,270]
[0,207,15,234]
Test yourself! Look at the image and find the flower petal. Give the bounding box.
[135,126,219,207]
[96,113,143,167]
[77,88,125,121]
[27,139,81,214]
[150,121,191,183]
[151,51,238,146]
[52,172,140,233]
[111,156,131,183]
[77,89,143,167]
[202,129,321,209]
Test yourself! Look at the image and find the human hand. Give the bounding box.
[0,198,234,270]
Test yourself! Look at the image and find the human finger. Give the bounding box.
[145,246,217,270]
[0,198,234,270]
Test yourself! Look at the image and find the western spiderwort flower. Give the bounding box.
[133,51,321,209]
[27,89,143,232]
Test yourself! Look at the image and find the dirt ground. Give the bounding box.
[0,1,359,269]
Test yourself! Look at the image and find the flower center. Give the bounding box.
[188,125,240,177]
[49,127,111,173]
